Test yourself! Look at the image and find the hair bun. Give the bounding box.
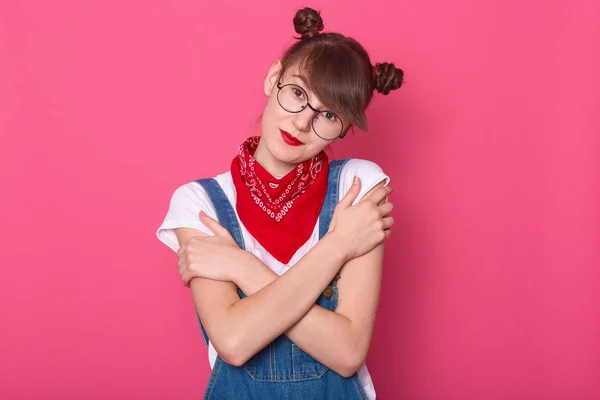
[293,8,324,39]
[374,62,404,95]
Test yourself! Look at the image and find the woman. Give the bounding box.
[157,7,403,399]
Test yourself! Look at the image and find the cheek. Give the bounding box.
[302,139,330,159]
[261,97,284,127]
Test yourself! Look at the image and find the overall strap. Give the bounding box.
[196,178,246,250]
[192,178,247,347]
[319,159,351,239]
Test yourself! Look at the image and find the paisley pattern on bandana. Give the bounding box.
[230,136,329,264]
[236,136,325,222]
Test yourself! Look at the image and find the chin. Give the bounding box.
[268,139,302,165]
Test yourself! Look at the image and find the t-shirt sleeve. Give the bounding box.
[338,159,391,205]
[156,182,218,252]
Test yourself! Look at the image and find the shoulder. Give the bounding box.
[170,181,207,205]
[339,159,388,180]
[337,159,390,204]
[156,171,233,251]
[169,171,233,210]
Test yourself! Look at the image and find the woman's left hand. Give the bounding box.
[177,211,247,287]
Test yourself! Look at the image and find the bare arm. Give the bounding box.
[177,229,347,367]
[229,180,387,377]
[232,241,383,377]
[176,180,391,370]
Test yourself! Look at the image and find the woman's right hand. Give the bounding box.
[327,177,394,261]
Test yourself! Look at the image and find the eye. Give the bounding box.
[292,87,305,99]
[323,111,338,122]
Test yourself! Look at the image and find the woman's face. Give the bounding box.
[259,60,347,166]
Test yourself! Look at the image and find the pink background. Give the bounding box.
[1,1,599,399]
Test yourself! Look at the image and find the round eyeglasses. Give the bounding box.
[276,82,346,141]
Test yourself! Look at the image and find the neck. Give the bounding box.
[253,138,298,177]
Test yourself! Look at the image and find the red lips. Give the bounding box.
[280,129,303,146]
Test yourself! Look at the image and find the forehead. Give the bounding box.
[282,66,311,90]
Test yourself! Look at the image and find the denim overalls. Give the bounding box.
[195,159,368,399]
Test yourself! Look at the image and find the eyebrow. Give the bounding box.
[285,74,344,120]
[290,74,309,85]
[288,74,328,110]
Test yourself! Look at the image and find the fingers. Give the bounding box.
[177,246,185,266]
[177,236,197,258]
[365,185,393,206]
[181,270,193,287]
[178,252,193,287]
[378,202,394,217]
[382,216,394,230]
[337,176,362,209]
[199,210,229,236]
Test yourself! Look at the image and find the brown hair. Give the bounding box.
[280,7,404,132]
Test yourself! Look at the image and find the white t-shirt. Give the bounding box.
[157,158,389,400]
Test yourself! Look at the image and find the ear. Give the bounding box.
[264,60,283,96]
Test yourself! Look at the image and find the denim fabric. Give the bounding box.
[195,159,367,399]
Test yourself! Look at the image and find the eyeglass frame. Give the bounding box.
[275,81,348,141]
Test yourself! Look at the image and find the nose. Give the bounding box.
[291,107,313,133]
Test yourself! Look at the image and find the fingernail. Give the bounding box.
[353,176,359,185]
[199,210,207,217]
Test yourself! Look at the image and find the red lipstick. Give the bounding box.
[280,129,303,146]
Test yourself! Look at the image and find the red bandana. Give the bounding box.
[230,136,329,264]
